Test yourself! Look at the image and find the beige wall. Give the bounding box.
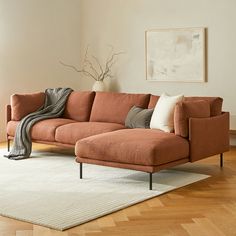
[80,0,236,126]
[1,0,236,142]
[0,0,82,141]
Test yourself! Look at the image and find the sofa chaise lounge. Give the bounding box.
[6,91,229,189]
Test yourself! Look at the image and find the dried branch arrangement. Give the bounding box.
[60,46,124,81]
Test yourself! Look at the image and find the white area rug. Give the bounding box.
[0,149,209,231]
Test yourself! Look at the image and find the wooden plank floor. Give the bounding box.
[0,142,236,236]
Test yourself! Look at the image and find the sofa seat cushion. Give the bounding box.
[75,129,189,166]
[7,118,76,142]
[55,122,125,145]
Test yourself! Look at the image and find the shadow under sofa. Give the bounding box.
[6,91,230,190]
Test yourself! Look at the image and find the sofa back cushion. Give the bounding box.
[90,92,150,124]
[148,95,160,109]
[174,100,211,138]
[63,91,95,121]
[148,94,222,116]
[184,97,223,116]
[11,92,45,121]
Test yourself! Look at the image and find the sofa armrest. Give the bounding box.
[189,112,230,162]
[6,104,11,123]
[11,92,45,121]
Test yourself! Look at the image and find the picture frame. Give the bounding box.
[145,27,206,82]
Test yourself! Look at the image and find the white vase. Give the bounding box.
[92,81,106,92]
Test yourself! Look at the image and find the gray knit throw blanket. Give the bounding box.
[6,88,73,160]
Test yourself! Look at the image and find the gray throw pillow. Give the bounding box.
[125,106,154,129]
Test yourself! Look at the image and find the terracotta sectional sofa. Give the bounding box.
[6,91,230,189]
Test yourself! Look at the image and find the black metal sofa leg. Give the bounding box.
[149,173,153,190]
[7,139,10,152]
[220,153,223,168]
[80,163,83,179]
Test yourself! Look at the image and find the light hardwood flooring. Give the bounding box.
[0,142,236,236]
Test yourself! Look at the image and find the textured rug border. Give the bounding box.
[0,176,210,231]
[0,150,210,231]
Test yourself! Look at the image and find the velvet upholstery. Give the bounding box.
[7,118,75,142]
[189,112,230,162]
[55,122,125,145]
[75,129,189,166]
[174,100,211,137]
[11,92,45,121]
[90,92,150,124]
[63,91,95,121]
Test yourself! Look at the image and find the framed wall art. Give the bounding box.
[145,27,206,82]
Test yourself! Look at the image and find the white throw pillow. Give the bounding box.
[150,93,184,132]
